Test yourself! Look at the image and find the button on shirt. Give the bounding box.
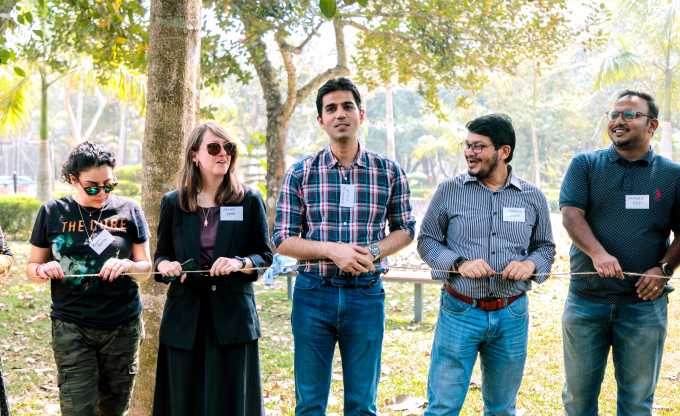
[417,167,556,299]
[559,145,679,305]
[273,141,416,277]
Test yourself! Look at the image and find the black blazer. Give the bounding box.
[154,187,273,350]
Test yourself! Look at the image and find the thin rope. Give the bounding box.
[2,261,679,281]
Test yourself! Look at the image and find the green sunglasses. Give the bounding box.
[75,174,119,196]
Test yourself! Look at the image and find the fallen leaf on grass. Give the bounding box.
[384,394,427,411]
[653,404,674,410]
[45,403,61,414]
[328,395,339,406]
[331,374,342,381]
[40,385,58,391]
[24,357,35,363]
[34,368,55,373]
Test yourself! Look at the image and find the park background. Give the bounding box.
[0,0,679,414]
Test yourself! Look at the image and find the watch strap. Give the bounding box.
[235,256,248,270]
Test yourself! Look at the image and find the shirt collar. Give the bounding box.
[606,144,655,165]
[463,165,523,191]
[323,141,367,169]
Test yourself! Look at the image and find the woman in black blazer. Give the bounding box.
[152,122,273,416]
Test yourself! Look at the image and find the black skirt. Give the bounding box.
[152,278,264,416]
[0,358,10,416]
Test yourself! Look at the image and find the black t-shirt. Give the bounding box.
[30,194,149,329]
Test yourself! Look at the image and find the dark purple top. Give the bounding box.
[198,206,220,266]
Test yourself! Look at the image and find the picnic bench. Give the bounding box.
[283,270,440,323]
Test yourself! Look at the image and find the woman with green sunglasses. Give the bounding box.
[25,141,153,416]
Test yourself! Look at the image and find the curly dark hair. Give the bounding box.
[60,141,117,185]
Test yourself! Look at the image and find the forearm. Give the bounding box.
[26,262,48,283]
[562,208,607,258]
[127,260,152,281]
[277,237,334,261]
[659,234,680,268]
[373,230,413,258]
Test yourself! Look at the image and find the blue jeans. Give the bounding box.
[425,287,530,416]
[291,272,385,416]
[562,291,668,416]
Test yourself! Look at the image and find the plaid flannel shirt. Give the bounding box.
[273,142,416,278]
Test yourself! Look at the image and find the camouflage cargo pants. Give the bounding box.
[51,314,144,416]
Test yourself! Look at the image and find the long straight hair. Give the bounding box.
[177,122,246,212]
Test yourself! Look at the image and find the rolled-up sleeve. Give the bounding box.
[388,164,416,239]
[272,164,305,248]
[526,196,556,284]
[417,183,463,281]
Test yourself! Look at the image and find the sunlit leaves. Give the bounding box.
[319,0,336,18]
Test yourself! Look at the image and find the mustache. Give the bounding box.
[466,156,481,162]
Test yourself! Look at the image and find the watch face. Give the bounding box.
[369,245,379,257]
[661,264,674,277]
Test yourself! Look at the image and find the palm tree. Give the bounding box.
[596,0,680,159]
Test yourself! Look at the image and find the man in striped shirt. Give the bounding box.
[418,114,555,415]
[274,77,415,416]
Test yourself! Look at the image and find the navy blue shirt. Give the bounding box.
[560,145,679,304]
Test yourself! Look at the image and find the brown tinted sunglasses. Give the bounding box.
[204,142,236,156]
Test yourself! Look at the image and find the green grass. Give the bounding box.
[2,214,680,415]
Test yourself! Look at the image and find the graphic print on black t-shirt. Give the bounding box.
[30,194,150,329]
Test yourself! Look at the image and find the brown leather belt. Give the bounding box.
[444,284,524,312]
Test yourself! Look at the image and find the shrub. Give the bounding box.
[115,164,143,183]
[52,191,75,200]
[114,179,141,197]
[0,196,42,240]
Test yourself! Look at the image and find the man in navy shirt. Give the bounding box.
[560,90,680,415]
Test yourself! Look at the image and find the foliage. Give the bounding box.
[0,66,36,135]
[0,195,41,239]
[352,0,609,116]
[115,163,142,183]
[113,179,140,197]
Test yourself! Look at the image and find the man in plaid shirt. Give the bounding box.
[274,77,415,416]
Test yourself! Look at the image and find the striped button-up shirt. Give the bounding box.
[417,167,555,298]
[273,142,416,277]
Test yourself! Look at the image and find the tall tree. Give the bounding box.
[130,0,201,413]
[596,0,680,159]
[211,0,605,229]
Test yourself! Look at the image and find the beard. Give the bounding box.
[611,137,632,148]
[468,151,500,178]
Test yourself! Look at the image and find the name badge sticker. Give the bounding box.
[89,229,115,255]
[626,195,649,209]
[340,184,356,208]
[503,207,526,222]
[220,206,244,221]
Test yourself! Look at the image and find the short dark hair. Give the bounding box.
[316,77,362,119]
[60,141,116,185]
[616,89,659,119]
[465,114,516,163]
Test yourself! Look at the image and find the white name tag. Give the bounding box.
[220,206,243,221]
[503,207,525,222]
[626,195,649,209]
[340,184,356,208]
[89,229,115,255]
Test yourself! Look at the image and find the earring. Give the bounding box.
[195,161,198,167]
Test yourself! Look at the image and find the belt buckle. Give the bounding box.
[331,276,344,287]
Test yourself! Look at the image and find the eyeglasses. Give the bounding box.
[75,174,118,196]
[460,142,500,154]
[606,109,654,122]
[204,142,236,156]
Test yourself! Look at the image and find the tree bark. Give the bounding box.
[130,0,201,414]
[243,16,348,233]
[119,100,129,165]
[531,64,540,186]
[36,65,51,202]
[385,82,395,160]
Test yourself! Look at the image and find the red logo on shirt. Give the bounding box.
[653,189,661,201]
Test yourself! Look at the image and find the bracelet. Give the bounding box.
[35,263,46,278]
[122,259,133,273]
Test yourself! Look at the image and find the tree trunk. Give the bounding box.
[531,64,541,186]
[118,100,129,165]
[130,0,201,414]
[76,85,84,136]
[660,72,672,159]
[385,83,395,160]
[64,82,82,144]
[36,66,51,202]
[81,89,109,143]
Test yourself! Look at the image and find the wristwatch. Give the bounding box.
[368,245,380,260]
[235,256,248,270]
[453,257,467,272]
[657,263,675,277]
